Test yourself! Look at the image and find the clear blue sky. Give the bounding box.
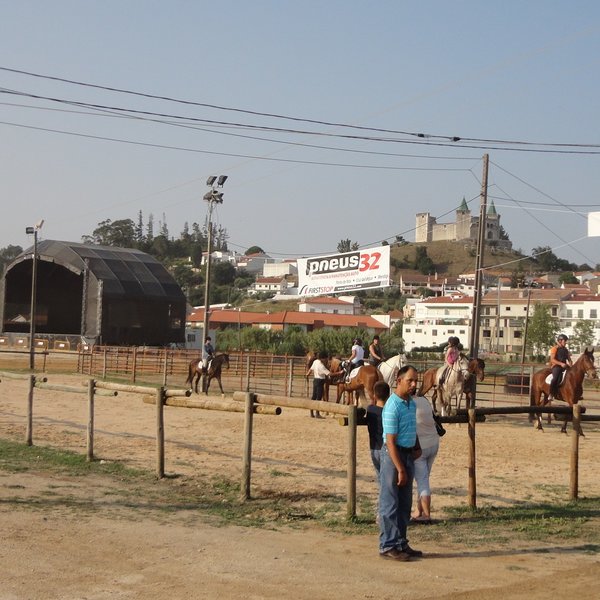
[1,1,599,267]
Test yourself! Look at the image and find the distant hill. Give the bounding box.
[390,240,537,278]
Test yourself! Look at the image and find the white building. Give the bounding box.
[560,294,600,348]
[402,295,473,351]
[298,296,358,315]
[263,260,298,278]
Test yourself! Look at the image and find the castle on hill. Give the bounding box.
[415,198,512,250]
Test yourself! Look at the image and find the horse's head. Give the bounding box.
[305,351,316,369]
[457,354,471,380]
[582,348,597,379]
[469,357,486,382]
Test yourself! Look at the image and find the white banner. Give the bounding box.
[297,245,391,296]
[588,211,600,237]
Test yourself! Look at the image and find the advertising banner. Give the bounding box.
[297,245,390,296]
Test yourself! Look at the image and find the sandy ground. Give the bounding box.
[0,372,599,599]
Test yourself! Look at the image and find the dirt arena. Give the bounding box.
[1,372,599,599]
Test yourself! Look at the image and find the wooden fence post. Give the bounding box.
[156,386,165,478]
[245,355,251,392]
[240,392,254,501]
[26,374,34,446]
[131,347,137,383]
[102,349,107,380]
[468,408,477,508]
[86,378,95,462]
[286,358,294,397]
[162,351,169,387]
[569,404,581,500]
[347,404,357,519]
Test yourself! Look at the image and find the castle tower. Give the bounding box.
[485,200,500,241]
[455,197,472,241]
[415,212,435,243]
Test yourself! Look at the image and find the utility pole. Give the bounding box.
[468,154,489,360]
[520,286,532,364]
[202,176,227,342]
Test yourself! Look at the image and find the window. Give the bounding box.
[506,306,511,311]
[432,329,438,336]
[514,330,522,338]
[415,329,422,333]
[591,309,597,319]
[566,309,573,318]
[405,328,411,333]
[483,330,491,338]
[578,309,584,318]
[448,329,455,334]
[499,330,504,337]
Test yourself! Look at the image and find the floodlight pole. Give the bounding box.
[202,177,226,341]
[27,221,44,370]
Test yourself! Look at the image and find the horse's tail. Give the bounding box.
[185,361,194,386]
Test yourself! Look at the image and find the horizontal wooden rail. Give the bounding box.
[35,382,117,396]
[232,390,351,416]
[0,371,47,382]
[142,395,281,415]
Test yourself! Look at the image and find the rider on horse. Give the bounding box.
[202,336,214,372]
[439,336,460,385]
[345,338,365,382]
[368,335,385,367]
[548,333,572,400]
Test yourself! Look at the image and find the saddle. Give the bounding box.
[544,370,566,386]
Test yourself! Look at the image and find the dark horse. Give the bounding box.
[530,347,596,434]
[418,356,485,414]
[186,353,230,395]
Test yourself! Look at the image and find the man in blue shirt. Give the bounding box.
[378,365,423,561]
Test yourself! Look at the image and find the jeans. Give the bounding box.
[378,445,414,553]
[370,448,382,484]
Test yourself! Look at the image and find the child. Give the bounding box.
[366,381,390,480]
[440,336,460,385]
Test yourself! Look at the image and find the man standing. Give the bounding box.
[548,333,572,400]
[378,365,423,561]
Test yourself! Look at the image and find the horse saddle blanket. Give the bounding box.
[545,371,566,386]
[197,361,203,370]
[348,367,361,381]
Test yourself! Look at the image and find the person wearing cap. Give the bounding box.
[548,334,572,400]
[345,338,365,381]
[368,335,385,367]
[202,336,214,370]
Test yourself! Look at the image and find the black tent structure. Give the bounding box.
[0,240,186,346]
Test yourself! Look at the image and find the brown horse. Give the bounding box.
[185,353,230,395]
[530,347,596,434]
[419,356,485,414]
[328,357,382,407]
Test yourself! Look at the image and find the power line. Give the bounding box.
[0,119,472,172]
[3,65,600,150]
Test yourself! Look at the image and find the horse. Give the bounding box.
[376,353,407,386]
[185,353,230,395]
[418,354,472,416]
[530,347,596,434]
[328,357,382,407]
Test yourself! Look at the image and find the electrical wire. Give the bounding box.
[3,65,600,150]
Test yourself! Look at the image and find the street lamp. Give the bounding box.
[202,176,226,342]
[26,219,44,370]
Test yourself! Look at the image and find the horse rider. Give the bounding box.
[439,336,460,385]
[345,338,365,381]
[548,333,572,400]
[368,335,385,367]
[202,336,215,372]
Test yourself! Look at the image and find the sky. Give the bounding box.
[1,1,600,268]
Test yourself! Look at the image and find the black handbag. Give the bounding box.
[432,411,446,437]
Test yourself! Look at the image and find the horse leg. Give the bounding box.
[216,375,225,396]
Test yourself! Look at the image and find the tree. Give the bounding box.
[525,303,560,357]
[498,225,510,241]
[558,272,578,285]
[82,219,136,247]
[0,244,23,272]
[337,239,359,253]
[569,320,596,353]
[413,246,434,275]
[245,245,264,255]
